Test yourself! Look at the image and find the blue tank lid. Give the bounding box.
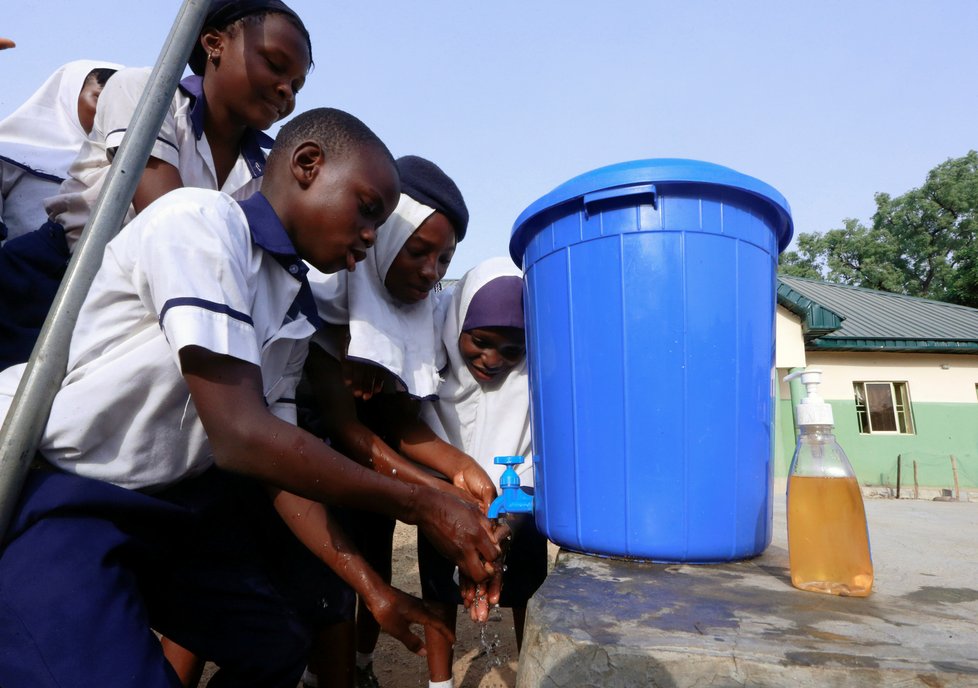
[510,158,794,262]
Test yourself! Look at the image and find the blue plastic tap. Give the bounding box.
[487,455,534,518]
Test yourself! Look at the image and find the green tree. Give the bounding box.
[779,150,978,306]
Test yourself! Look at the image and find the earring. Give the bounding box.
[208,51,219,65]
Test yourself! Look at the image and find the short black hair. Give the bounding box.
[188,0,313,75]
[84,68,117,88]
[268,107,394,169]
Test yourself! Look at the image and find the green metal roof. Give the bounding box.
[777,275,978,353]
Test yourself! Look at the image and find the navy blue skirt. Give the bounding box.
[0,467,323,688]
[0,221,69,370]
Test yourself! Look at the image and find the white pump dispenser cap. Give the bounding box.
[783,368,834,426]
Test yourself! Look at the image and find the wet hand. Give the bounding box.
[419,488,501,583]
[460,570,504,623]
[452,463,497,513]
[365,585,453,656]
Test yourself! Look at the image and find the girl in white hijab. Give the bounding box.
[0,60,120,243]
[417,256,548,688]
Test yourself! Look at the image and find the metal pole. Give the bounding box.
[0,0,210,540]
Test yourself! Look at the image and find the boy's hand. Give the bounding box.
[416,487,501,583]
[0,38,15,50]
[363,585,452,656]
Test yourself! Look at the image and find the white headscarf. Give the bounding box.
[0,60,122,180]
[422,257,533,486]
[308,193,444,398]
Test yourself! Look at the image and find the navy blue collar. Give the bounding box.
[178,76,274,179]
[238,192,323,328]
[239,192,304,276]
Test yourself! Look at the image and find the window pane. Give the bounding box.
[894,383,914,434]
[853,383,870,433]
[866,382,897,432]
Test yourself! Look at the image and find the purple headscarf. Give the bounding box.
[461,276,524,332]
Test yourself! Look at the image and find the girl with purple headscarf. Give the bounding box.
[417,257,549,688]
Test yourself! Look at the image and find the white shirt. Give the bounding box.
[0,188,319,490]
[44,68,270,251]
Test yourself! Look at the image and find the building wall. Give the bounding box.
[775,309,806,369]
[775,350,978,489]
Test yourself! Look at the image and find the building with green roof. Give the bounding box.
[775,276,978,496]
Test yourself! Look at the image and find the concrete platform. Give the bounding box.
[517,495,978,687]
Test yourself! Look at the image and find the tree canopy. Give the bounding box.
[778,151,978,307]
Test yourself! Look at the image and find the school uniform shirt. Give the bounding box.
[43,68,270,251]
[0,59,122,242]
[0,188,320,491]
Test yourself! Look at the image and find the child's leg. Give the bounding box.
[512,606,528,651]
[416,525,466,687]
[160,637,205,688]
[424,601,458,683]
[351,511,396,679]
[246,499,358,688]
[490,515,550,659]
[305,620,355,688]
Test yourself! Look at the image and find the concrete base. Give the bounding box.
[517,497,978,687]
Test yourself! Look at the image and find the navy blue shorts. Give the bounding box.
[0,465,344,688]
[418,513,548,608]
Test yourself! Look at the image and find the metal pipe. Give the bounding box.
[0,0,210,540]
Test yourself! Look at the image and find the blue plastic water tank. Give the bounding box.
[510,159,793,562]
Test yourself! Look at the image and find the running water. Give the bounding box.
[477,605,505,673]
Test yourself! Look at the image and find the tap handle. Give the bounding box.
[494,455,524,467]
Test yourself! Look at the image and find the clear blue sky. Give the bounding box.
[3,1,976,277]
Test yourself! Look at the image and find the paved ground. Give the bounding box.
[517,491,978,687]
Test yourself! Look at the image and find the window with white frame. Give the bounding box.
[853,381,915,434]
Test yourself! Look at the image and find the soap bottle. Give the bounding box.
[783,368,873,597]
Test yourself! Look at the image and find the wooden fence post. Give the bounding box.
[951,455,961,501]
[896,454,902,499]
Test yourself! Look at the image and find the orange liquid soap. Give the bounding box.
[787,475,873,597]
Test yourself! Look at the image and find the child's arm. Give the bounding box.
[378,394,498,513]
[304,343,473,497]
[269,487,450,655]
[131,157,183,213]
[179,344,500,582]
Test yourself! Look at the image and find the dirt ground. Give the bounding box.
[200,520,549,688]
[367,520,526,688]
